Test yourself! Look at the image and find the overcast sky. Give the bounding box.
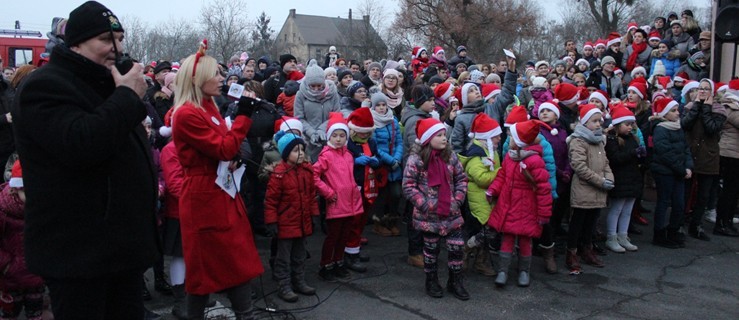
[2,0,708,37]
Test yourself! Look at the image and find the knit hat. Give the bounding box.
[456,45,467,54]
[338,69,353,81]
[589,90,609,107]
[153,61,172,74]
[347,81,365,97]
[348,107,374,133]
[277,133,305,161]
[481,83,501,101]
[668,11,678,18]
[600,55,616,67]
[279,54,297,68]
[681,80,699,98]
[284,80,300,96]
[468,113,501,140]
[277,116,303,133]
[531,76,547,88]
[384,60,400,71]
[370,92,388,108]
[368,61,382,72]
[579,104,602,124]
[627,22,638,33]
[651,60,666,78]
[240,52,248,60]
[700,31,711,41]
[412,46,427,59]
[8,160,22,188]
[649,30,662,42]
[326,112,349,146]
[427,75,444,86]
[433,82,454,100]
[161,72,177,97]
[510,120,551,148]
[576,58,590,67]
[682,9,694,17]
[670,20,683,27]
[535,60,550,69]
[485,73,501,84]
[610,106,636,126]
[690,51,705,62]
[469,70,485,83]
[628,79,647,100]
[606,32,622,48]
[630,66,647,79]
[65,1,124,47]
[505,105,529,127]
[460,83,478,106]
[583,41,594,50]
[412,85,434,105]
[324,67,337,77]
[415,118,446,145]
[653,98,679,117]
[303,60,324,85]
[595,38,607,49]
[554,83,580,105]
[383,68,400,79]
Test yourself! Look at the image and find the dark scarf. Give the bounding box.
[427,149,451,217]
[626,41,648,71]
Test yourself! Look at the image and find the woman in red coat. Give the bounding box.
[171,42,264,319]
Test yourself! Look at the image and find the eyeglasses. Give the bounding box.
[697,87,711,91]
[355,89,367,94]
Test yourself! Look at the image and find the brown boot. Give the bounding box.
[580,245,605,268]
[372,223,393,237]
[407,254,424,268]
[540,244,557,274]
[473,247,496,276]
[565,248,581,275]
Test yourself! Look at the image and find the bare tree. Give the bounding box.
[120,15,149,62]
[200,0,251,63]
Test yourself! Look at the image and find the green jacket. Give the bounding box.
[459,140,500,225]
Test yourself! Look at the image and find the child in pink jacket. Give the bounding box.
[487,120,553,288]
[313,113,364,282]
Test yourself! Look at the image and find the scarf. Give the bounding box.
[427,149,451,217]
[370,108,395,128]
[384,88,404,110]
[299,80,337,102]
[657,120,681,131]
[572,124,604,144]
[626,41,647,71]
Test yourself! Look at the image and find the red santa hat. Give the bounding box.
[630,66,647,79]
[579,103,603,124]
[648,29,662,42]
[613,67,623,76]
[415,118,446,145]
[9,160,22,188]
[326,112,349,147]
[716,81,727,94]
[347,107,375,133]
[510,120,552,148]
[583,41,594,50]
[277,116,304,133]
[505,105,530,127]
[728,79,739,96]
[627,22,638,33]
[158,108,175,138]
[433,82,455,101]
[554,83,580,105]
[653,98,679,117]
[576,58,590,67]
[681,80,700,99]
[595,38,607,49]
[607,32,622,48]
[538,101,560,119]
[610,106,636,126]
[460,82,478,106]
[481,83,501,101]
[655,76,674,91]
[628,79,648,100]
[412,46,427,59]
[674,72,690,82]
[433,46,444,55]
[468,113,502,152]
[589,90,609,107]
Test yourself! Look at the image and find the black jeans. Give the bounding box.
[567,208,600,249]
[653,173,686,231]
[403,199,424,256]
[690,174,720,227]
[45,268,144,320]
[717,157,739,224]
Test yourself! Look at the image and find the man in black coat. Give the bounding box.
[263,54,297,104]
[11,1,159,318]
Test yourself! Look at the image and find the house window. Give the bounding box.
[316,48,322,61]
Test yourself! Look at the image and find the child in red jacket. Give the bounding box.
[264,133,319,302]
[487,120,553,288]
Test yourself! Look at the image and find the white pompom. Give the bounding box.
[159,126,172,138]
[550,128,558,136]
[468,132,475,138]
[415,138,421,144]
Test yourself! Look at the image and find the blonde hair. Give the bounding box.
[173,54,219,111]
[456,71,470,86]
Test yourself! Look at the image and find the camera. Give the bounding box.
[116,53,134,75]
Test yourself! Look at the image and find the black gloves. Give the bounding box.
[235,96,259,117]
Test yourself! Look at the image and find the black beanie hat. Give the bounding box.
[153,61,172,74]
[338,69,353,81]
[65,1,124,47]
[411,85,434,105]
[279,54,297,68]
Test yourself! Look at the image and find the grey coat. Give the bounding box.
[293,83,341,161]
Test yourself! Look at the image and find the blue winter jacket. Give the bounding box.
[374,118,404,181]
[502,133,558,199]
[649,54,681,78]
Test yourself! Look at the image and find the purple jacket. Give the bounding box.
[0,183,44,290]
[529,89,554,119]
[540,121,573,194]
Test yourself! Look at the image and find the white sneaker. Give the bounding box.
[606,235,625,253]
[704,209,717,223]
[617,234,638,251]
[733,217,739,224]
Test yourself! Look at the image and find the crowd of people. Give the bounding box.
[0,1,737,320]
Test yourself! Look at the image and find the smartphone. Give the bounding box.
[503,49,516,60]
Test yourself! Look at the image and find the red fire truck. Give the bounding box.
[0,30,47,68]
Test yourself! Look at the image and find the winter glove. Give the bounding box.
[602,179,615,190]
[651,49,660,57]
[266,224,278,237]
[635,146,647,158]
[310,133,320,144]
[316,130,327,142]
[235,96,259,117]
[391,161,400,170]
[561,170,572,184]
[368,156,380,168]
[466,235,479,248]
[355,155,371,166]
